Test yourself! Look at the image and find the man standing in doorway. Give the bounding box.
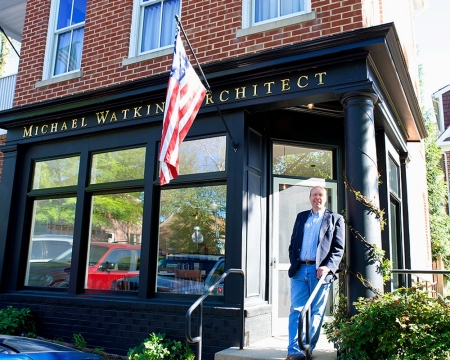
[286,186,345,360]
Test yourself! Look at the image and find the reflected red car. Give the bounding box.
[27,242,141,290]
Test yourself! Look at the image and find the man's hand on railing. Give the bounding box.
[316,266,330,279]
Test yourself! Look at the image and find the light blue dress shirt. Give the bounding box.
[299,208,325,261]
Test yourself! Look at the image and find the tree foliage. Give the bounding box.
[423,112,450,269]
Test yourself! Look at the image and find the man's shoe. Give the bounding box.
[285,354,306,360]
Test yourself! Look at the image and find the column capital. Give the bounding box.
[339,91,378,106]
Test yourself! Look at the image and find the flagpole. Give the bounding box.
[175,15,238,152]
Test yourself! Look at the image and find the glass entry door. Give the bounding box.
[271,177,337,335]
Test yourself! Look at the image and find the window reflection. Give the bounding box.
[273,144,332,178]
[156,185,226,295]
[86,192,143,291]
[25,198,76,287]
[32,156,80,189]
[389,157,400,196]
[90,147,146,184]
[178,136,226,175]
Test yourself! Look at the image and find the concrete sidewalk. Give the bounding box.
[215,333,337,360]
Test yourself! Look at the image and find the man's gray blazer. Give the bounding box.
[288,208,345,283]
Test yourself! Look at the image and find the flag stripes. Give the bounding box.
[159,29,206,185]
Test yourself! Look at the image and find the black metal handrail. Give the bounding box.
[185,268,245,360]
[297,271,329,360]
[391,269,450,274]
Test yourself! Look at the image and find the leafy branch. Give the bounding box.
[344,180,386,231]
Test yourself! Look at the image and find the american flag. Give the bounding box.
[159,29,207,185]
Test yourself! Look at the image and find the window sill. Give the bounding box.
[122,47,173,67]
[36,70,84,88]
[236,11,316,38]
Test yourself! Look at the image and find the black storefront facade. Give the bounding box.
[0,24,425,359]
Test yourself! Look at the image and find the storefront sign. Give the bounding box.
[20,60,368,139]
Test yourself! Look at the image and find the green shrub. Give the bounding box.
[0,306,36,336]
[324,287,450,359]
[128,333,195,360]
[73,333,87,350]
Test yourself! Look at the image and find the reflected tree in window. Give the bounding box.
[33,156,80,189]
[159,185,226,256]
[90,192,144,243]
[178,137,226,175]
[273,145,332,179]
[32,198,77,235]
[91,147,145,184]
[158,136,227,256]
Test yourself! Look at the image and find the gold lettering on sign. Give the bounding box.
[264,82,275,94]
[122,109,130,120]
[205,93,214,105]
[155,102,165,114]
[315,72,326,85]
[235,87,246,100]
[220,90,229,102]
[297,76,308,88]
[20,69,331,138]
[23,126,32,137]
[281,79,290,91]
[133,106,142,118]
[96,111,109,124]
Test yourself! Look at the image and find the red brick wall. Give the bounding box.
[15,0,366,107]
[0,134,6,182]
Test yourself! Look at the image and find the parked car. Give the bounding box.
[0,335,103,360]
[29,235,73,262]
[111,254,225,295]
[27,242,141,290]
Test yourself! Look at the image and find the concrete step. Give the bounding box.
[215,334,336,360]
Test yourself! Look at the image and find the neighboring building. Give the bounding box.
[434,85,450,208]
[0,1,431,359]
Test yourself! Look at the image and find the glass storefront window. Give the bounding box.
[157,185,226,295]
[177,136,226,175]
[32,156,80,189]
[389,157,400,196]
[90,147,146,184]
[86,192,144,291]
[273,144,333,178]
[25,198,76,287]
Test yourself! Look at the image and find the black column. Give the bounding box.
[342,92,384,314]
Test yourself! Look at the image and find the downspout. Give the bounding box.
[444,152,450,213]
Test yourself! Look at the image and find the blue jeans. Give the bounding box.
[287,264,331,355]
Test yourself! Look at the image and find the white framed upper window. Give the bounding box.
[253,0,309,25]
[128,0,180,60]
[239,0,314,37]
[43,0,87,80]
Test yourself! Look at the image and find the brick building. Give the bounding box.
[0,0,432,358]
